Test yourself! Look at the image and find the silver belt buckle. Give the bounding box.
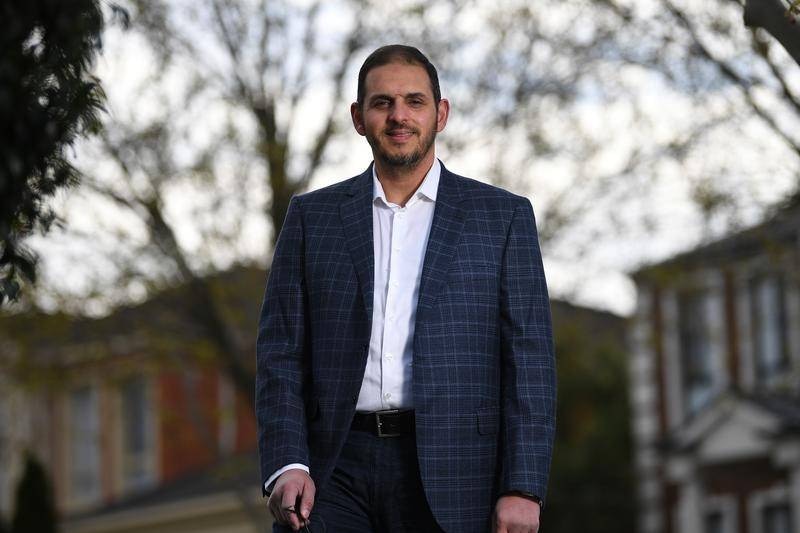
[375,409,401,437]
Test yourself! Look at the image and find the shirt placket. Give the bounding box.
[381,205,406,409]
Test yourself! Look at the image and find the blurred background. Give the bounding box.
[1,0,799,532]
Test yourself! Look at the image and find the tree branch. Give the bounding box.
[300,29,362,189]
[663,0,800,159]
[744,0,800,66]
[750,28,800,116]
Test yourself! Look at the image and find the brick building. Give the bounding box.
[629,203,800,533]
[1,264,630,532]
[0,268,266,533]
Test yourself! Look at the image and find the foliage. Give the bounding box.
[545,307,635,533]
[11,453,57,533]
[30,0,799,320]
[0,0,106,305]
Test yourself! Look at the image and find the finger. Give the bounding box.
[283,506,301,530]
[267,493,283,523]
[269,497,292,527]
[299,478,316,520]
[495,517,509,533]
[281,485,302,530]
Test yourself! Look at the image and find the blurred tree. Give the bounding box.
[10,454,57,533]
[0,0,107,305]
[28,0,800,407]
[545,303,635,533]
[10,2,800,525]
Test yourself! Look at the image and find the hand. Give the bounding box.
[267,469,316,531]
[492,494,540,533]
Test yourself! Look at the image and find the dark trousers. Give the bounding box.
[273,428,443,533]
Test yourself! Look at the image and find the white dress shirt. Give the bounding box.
[265,159,440,492]
[356,159,439,410]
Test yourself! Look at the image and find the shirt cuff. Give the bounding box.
[264,464,310,495]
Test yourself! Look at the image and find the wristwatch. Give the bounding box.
[502,490,543,507]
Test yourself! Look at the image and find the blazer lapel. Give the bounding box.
[340,166,375,318]
[415,164,466,318]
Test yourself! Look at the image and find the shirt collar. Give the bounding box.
[372,158,441,206]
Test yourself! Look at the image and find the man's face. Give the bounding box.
[351,62,449,170]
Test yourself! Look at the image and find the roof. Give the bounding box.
[747,392,800,429]
[0,266,267,370]
[663,389,800,455]
[633,200,800,281]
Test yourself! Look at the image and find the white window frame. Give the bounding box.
[118,376,156,493]
[738,257,800,392]
[748,273,789,388]
[663,271,727,425]
[704,494,738,533]
[749,484,793,533]
[67,384,101,509]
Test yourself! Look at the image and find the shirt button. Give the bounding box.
[384,392,392,400]
[385,352,394,360]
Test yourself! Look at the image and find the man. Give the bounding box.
[256,44,556,533]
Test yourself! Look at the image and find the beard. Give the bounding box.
[367,122,437,170]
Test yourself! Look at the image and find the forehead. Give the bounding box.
[363,62,432,98]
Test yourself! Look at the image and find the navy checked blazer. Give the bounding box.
[256,162,556,533]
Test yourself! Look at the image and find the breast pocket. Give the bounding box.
[446,262,497,285]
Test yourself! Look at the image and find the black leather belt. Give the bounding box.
[351,409,415,437]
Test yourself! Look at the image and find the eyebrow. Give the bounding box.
[368,92,429,103]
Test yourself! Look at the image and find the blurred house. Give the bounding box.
[0,267,268,533]
[0,264,631,532]
[629,203,800,533]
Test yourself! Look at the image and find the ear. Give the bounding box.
[435,98,450,133]
[351,102,366,136]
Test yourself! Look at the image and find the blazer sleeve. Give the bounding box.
[255,195,310,494]
[497,197,557,504]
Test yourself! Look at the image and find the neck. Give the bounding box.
[374,151,435,206]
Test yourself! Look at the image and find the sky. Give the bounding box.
[27,0,800,318]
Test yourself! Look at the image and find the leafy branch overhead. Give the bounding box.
[0,0,109,305]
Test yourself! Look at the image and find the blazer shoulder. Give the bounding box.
[291,170,368,213]
[447,170,532,210]
[296,177,354,203]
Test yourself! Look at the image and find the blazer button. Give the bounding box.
[351,395,358,404]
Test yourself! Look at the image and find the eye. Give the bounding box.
[408,98,424,107]
[372,99,390,108]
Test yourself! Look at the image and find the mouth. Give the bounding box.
[385,129,416,142]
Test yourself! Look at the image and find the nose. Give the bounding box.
[388,99,410,124]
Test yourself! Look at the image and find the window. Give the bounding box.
[69,386,100,503]
[120,378,153,490]
[762,503,792,533]
[705,511,724,533]
[678,290,714,414]
[749,274,789,385]
[0,400,7,513]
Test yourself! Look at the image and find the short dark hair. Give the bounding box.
[356,44,441,107]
